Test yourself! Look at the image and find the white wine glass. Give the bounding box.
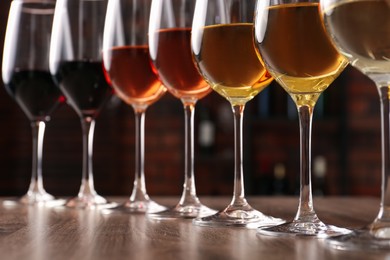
[254,0,350,236]
[321,0,390,250]
[147,0,216,219]
[50,0,114,209]
[191,0,285,228]
[2,0,65,206]
[102,0,167,213]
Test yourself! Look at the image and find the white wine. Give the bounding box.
[322,0,390,84]
[255,3,347,107]
[194,23,272,106]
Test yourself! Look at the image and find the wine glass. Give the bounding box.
[2,0,65,206]
[191,0,285,228]
[320,0,390,250]
[147,0,216,219]
[50,0,114,209]
[102,0,167,213]
[254,0,350,236]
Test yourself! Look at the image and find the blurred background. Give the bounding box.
[0,0,381,198]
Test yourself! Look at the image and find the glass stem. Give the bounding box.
[78,117,97,198]
[178,103,200,206]
[28,121,46,195]
[295,105,319,223]
[230,105,247,207]
[376,86,390,222]
[130,109,149,201]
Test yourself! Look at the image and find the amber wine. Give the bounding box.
[194,23,272,106]
[322,0,390,84]
[255,3,347,107]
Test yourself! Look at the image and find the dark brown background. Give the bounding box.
[0,0,381,198]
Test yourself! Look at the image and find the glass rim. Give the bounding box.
[12,0,56,14]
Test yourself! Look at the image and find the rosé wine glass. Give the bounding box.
[102,0,167,214]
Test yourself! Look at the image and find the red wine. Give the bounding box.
[54,61,112,117]
[5,70,64,121]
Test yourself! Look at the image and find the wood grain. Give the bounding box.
[0,196,387,260]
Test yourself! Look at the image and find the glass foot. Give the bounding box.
[326,226,390,251]
[147,203,216,220]
[193,204,285,229]
[64,194,116,209]
[102,199,167,214]
[3,191,65,207]
[257,219,351,238]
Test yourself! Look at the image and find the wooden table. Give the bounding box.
[0,196,388,260]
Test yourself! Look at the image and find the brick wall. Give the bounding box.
[0,0,384,198]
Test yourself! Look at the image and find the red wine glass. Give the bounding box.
[50,0,114,209]
[2,0,65,206]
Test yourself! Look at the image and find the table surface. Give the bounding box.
[0,196,388,260]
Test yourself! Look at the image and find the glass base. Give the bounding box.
[63,194,116,209]
[147,203,216,220]
[193,204,285,229]
[3,191,65,207]
[257,220,351,238]
[102,199,167,214]
[326,228,390,251]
